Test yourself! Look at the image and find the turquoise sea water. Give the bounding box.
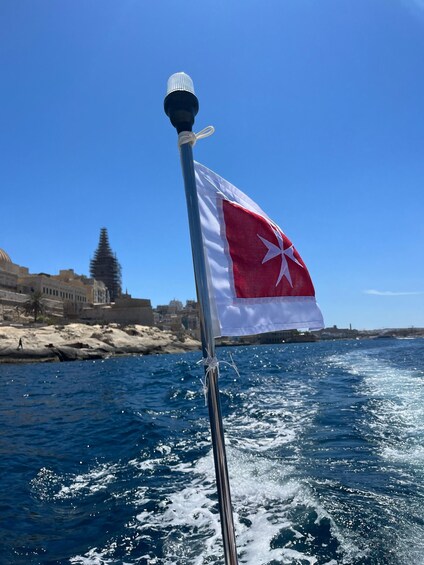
[1,338,424,564]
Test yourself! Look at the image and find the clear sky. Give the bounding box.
[1,1,423,330]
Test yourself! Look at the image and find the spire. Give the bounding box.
[97,228,113,255]
[90,228,122,301]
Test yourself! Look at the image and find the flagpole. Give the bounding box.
[164,72,239,565]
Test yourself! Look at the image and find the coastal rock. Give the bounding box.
[0,323,200,364]
[0,346,59,363]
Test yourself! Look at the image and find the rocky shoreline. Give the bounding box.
[0,323,201,364]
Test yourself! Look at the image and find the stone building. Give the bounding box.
[17,269,109,306]
[0,247,110,321]
[1,244,153,327]
[81,293,154,325]
[0,249,29,320]
[0,248,29,290]
[154,299,200,339]
[90,228,122,302]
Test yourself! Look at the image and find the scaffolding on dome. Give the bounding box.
[90,228,122,302]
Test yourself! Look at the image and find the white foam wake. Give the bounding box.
[329,348,424,466]
[31,462,120,501]
[328,346,424,564]
[69,360,360,564]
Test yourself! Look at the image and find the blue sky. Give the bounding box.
[1,0,423,329]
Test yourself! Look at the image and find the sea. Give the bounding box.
[1,338,424,565]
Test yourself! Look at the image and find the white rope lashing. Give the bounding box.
[178,126,215,148]
[197,351,240,406]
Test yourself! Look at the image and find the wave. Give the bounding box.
[11,342,424,564]
[68,353,362,564]
[30,462,121,501]
[327,344,424,564]
[329,346,424,466]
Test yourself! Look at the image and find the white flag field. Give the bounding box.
[194,161,324,338]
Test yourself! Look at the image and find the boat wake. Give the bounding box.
[66,356,362,564]
[327,344,424,564]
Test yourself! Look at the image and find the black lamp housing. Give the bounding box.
[164,72,199,133]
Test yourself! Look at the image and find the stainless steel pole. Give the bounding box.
[164,73,238,565]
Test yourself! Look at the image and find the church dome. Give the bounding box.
[0,248,12,263]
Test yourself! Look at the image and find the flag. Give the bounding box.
[194,161,324,337]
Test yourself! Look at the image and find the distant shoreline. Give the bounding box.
[217,327,424,347]
[314,327,424,340]
[1,323,422,365]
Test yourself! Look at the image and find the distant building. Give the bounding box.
[258,330,318,344]
[315,326,359,340]
[90,228,122,301]
[168,299,184,313]
[17,269,108,305]
[55,269,109,304]
[0,247,110,321]
[81,292,154,326]
[154,299,200,339]
[0,243,154,326]
[0,248,28,290]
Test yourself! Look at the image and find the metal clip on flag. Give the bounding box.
[164,72,239,565]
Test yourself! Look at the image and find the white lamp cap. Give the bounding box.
[166,72,195,96]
